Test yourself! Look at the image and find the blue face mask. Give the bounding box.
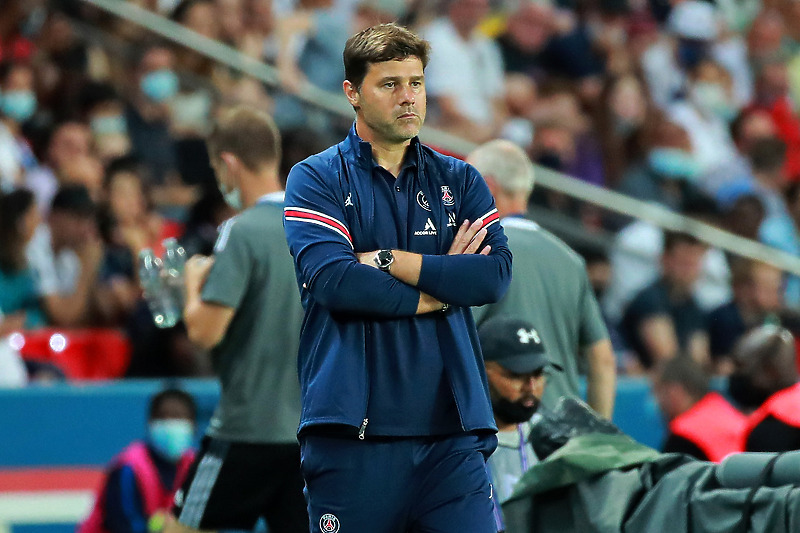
[148,419,194,461]
[1,90,37,123]
[140,69,179,103]
[648,148,700,180]
[90,114,128,136]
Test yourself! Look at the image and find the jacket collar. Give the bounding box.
[343,122,424,173]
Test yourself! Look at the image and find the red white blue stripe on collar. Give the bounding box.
[284,207,354,249]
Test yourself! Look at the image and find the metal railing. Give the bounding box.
[81,0,800,276]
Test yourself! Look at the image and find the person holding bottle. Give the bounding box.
[168,106,308,532]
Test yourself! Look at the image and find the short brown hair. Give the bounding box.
[206,106,281,172]
[343,23,430,89]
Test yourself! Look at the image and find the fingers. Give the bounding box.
[447,220,470,254]
[479,245,491,255]
[463,228,487,254]
[449,219,487,255]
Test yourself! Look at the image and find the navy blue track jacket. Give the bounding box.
[284,125,512,437]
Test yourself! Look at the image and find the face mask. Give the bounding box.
[90,114,128,136]
[691,82,737,122]
[148,419,194,461]
[218,180,243,211]
[648,148,700,180]
[140,69,179,103]
[492,396,540,425]
[1,90,37,123]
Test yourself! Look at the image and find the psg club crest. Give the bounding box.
[320,513,340,533]
[441,186,454,206]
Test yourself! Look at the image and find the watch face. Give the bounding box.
[377,250,393,268]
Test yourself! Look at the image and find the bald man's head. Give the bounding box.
[467,139,535,197]
[729,325,797,410]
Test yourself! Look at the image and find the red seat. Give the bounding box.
[13,328,132,380]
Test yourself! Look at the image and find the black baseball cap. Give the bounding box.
[478,316,561,374]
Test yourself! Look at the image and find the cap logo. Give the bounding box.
[517,328,540,345]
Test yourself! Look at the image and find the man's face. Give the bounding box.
[662,242,707,289]
[49,211,94,249]
[486,361,545,425]
[346,56,426,146]
[48,123,91,170]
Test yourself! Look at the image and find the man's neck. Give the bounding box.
[242,173,282,208]
[494,194,527,219]
[495,418,517,432]
[355,121,410,177]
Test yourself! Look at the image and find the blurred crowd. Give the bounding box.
[1,0,800,383]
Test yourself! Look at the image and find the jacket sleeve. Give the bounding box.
[103,465,148,533]
[416,164,512,307]
[284,161,421,317]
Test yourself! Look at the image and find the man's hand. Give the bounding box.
[448,219,490,255]
[185,255,215,297]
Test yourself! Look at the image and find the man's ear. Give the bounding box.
[220,152,238,172]
[343,80,360,108]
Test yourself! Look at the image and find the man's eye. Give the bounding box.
[384,82,395,88]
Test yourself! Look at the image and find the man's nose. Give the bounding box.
[399,84,415,105]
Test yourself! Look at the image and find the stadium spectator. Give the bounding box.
[422,0,507,142]
[655,356,746,461]
[470,140,615,419]
[79,83,133,165]
[616,115,703,211]
[620,231,710,370]
[0,188,44,329]
[24,121,92,214]
[125,44,184,198]
[667,59,740,179]
[593,74,651,187]
[80,388,197,533]
[604,197,732,324]
[760,182,800,306]
[26,185,104,327]
[0,60,39,190]
[751,59,800,180]
[706,259,784,373]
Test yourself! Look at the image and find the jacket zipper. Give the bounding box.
[360,323,372,441]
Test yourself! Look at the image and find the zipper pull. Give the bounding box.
[358,418,369,440]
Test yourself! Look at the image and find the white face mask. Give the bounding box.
[691,82,737,122]
[148,419,194,461]
[217,162,243,211]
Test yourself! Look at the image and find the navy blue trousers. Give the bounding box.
[300,432,498,533]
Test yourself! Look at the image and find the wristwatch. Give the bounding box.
[374,249,394,272]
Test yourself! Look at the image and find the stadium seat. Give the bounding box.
[13,329,132,380]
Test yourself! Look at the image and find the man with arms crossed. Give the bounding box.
[284,23,512,533]
[168,107,308,532]
[469,140,616,419]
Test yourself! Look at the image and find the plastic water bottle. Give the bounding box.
[162,238,187,312]
[138,248,180,328]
